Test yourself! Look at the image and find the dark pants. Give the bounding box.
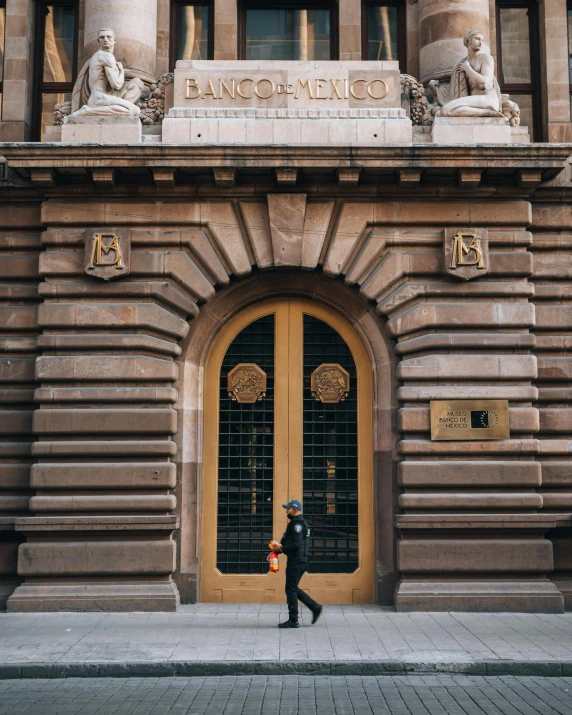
[285,564,318,622]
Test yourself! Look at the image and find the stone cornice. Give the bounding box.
[0,143,570,178]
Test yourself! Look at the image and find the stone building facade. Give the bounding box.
[1,0,572,613]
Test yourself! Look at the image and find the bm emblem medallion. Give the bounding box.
[85,228,130,280]
[444,228,489,281]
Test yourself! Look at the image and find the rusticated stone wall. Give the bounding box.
[531,200,572,608]
[0,174,571,612]
[0,201,43,609]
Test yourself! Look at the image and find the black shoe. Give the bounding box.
[278,620,299,628]
[311,606,323,625]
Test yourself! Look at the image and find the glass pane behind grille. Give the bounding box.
[245,9,331,61]
[303,315,358,573]
[177,5,210,61]
[499,7,531,84]
[43,5,75,83]
[367,6,398,61]
[217,315,275,574]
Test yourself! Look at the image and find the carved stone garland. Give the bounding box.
[400,74,433,126]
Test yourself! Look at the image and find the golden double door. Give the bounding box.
[201,299,374,604]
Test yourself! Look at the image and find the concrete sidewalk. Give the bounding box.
[2,605,572,678]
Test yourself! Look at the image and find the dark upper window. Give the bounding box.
[239,2,337,60]
[496,0,542,140]
[33,0,78,139]
[362,0,405,69]
[0,0,5,119]
[170,1,213,70]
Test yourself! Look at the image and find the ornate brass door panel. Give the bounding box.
[201,299,374,604]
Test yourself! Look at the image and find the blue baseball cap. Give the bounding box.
[282,499,302,510]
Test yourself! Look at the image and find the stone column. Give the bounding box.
[0,199,43,607]
[339,0,361,61]
[214,0,237,61]
[0,0,35,140]
[84,0,157,81]
[539,0,572,142]
[295,10,308,61]
[418,0,490,83]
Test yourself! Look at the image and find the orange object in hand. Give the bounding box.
[267,551,279,573]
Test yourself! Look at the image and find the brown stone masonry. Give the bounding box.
[0,143,571,612]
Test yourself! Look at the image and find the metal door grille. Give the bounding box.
[217,314,275,574]
[302,315,359,573]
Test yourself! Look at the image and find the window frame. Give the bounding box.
[0,0,6,119]
[238,0,339,61]
[495,0,542,141]
[568,0,572,110]
[32,0,79,140]
[361,0,406,70]
[169,0,214,71]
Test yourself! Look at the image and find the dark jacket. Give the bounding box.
[280,514,310,567]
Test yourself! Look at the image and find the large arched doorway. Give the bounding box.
[201,298,374,604]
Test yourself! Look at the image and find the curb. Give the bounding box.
[0,660,571,679]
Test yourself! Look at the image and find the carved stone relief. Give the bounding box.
[227,364,267,403]
[311,364,350,404]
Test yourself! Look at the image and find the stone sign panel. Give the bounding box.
[173,61,401,110]
[164,61,411,145]
[444,227,489,281]
[85,228,131,280]
[430,400,510,441]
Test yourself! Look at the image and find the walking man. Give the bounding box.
[273,499,323,628]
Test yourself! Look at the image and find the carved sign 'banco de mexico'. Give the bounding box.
[163,61,412,145]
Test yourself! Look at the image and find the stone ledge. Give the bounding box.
[168,107,407,119]
[395,580,563,613]
[395,514,572,529]
[31,440,177,457]
[0,660,569,678]
[0,517,15,531]
[7,582,179,612]
[13,515,179,532]
[397,386,538,401]
[398,439,540,455]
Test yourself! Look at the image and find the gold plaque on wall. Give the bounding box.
[85,227,131,281]
[311,364,350,403]
[430,400,510,441]
[227,363,266,403]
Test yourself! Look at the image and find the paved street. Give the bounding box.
[1,675,572,715]
[2,605,572,668]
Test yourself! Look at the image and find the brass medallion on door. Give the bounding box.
[201,299,374,604]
